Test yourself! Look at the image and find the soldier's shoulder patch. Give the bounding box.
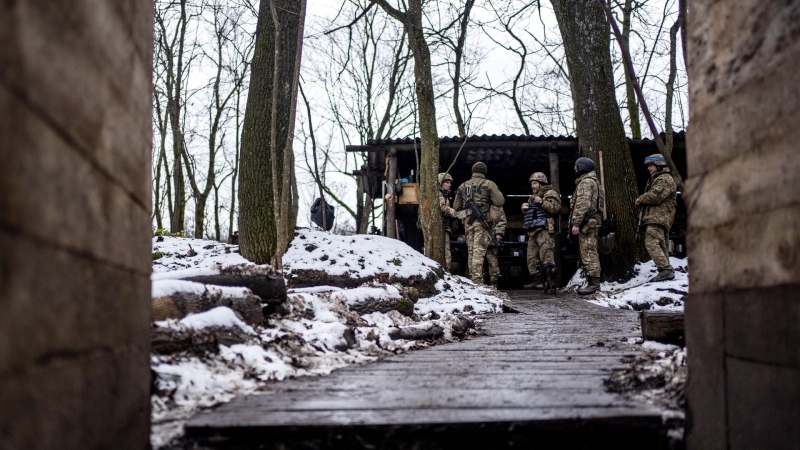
[654,185,664,192]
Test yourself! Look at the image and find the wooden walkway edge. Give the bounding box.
[183,292,670,449]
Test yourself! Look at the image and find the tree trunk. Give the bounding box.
[665,18,680,155]
[374,0,444,264]
[451,0,474,137]
[238,0,305,265]
[621,0,641,139]
[551,0,643,278]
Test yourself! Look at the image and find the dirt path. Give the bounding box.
[181,291,672,449]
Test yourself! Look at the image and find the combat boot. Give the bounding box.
[522,275,541,290]
[578,276,601,295]
[651,268,675,282]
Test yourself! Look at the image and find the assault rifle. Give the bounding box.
[457,188,491,230]
[634,207,644,240]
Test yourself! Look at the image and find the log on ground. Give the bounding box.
[182,264,287,304]
[389,326,444,341]
[640,310,684,345]
[152,289,264,326]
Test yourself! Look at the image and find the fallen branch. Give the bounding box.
[389,325,444,341]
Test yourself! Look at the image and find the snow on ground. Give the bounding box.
[152,235,250,274]
[567,257,688,310]
[150,232,505,447]
[284,228,439,279]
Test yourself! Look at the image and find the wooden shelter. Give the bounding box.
[347,133,687,287]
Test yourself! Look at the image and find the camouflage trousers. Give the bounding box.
[579,223,601,278]
[443,230,452,272]
[485,244,501,284]
[464,221,491,284]
[644,224,672,271]
[526,228,554,276]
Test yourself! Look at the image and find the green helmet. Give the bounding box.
[437,172,453,185]
[529,172,548,184]
[644,154,667,167]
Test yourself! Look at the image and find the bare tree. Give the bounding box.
[551,0,643,277]
[371,0,445,265]
[238,0,306,266]
[181,0,251,238]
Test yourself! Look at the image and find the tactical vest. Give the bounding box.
[523,191,549,230]
[463,179,490,214]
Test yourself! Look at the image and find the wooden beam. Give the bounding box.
[385,148,398,239]
[640,310,684,345]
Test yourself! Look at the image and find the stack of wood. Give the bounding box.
[151,264,286,327]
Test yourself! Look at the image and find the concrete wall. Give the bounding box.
[0,0,153,448]
[685,1,800,448]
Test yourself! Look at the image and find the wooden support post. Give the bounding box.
[640,310,684,345]
[549,150,562,287]
[385,147,398,239]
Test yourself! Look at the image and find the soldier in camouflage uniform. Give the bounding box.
[635,154,677,282]
[569,157,602,295]
[521,172,561,289]
[485,205,507,287]
[453,162,505,285]
[438,172,469,271]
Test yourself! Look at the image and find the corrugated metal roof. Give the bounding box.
[363,131,684,147]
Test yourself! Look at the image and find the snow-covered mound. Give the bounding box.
[149,232,504,447]
[152,235,250,274]
[568,257,688,310]
[284,229,443,296]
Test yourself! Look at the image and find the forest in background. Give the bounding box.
[152,0,688,241]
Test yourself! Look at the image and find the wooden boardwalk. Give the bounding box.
[184,291,668,449]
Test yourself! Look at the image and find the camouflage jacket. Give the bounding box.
[488,206,507,247]
[637,170,677,230]
[452,173,505,218]
[570,172,600,227]
[531,186,561,216]
[438,189,459,234]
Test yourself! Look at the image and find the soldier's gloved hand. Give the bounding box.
[521,203,530,212]
[456,210,470,220]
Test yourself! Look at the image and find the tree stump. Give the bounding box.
[640,310,684,345]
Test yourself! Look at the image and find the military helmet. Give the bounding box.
[437,172,453,185]
[644,153,667,167]
[575,157,595,174]
[472,161,487,174]
[529,172,548,184]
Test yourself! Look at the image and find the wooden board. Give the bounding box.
[184,292,668,449]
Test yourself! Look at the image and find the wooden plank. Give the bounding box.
[184,294,666,445]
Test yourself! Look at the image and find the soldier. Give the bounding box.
[635,154,677,282]
[438,172,469,271]
[453,162,505,285]
[485,206,507,287]
[569,157,602,295]
[521,172,561,289]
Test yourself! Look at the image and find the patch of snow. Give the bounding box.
[152,279,252,299]
[332,284,402,306]
[150,233,505,448]
[642,341,680,353]
[284,228,440,279]
[289,285,343,294]
[569,257,688,311]
[152,236,250,274]
[180,307,255,334]
[415,274,505,316]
